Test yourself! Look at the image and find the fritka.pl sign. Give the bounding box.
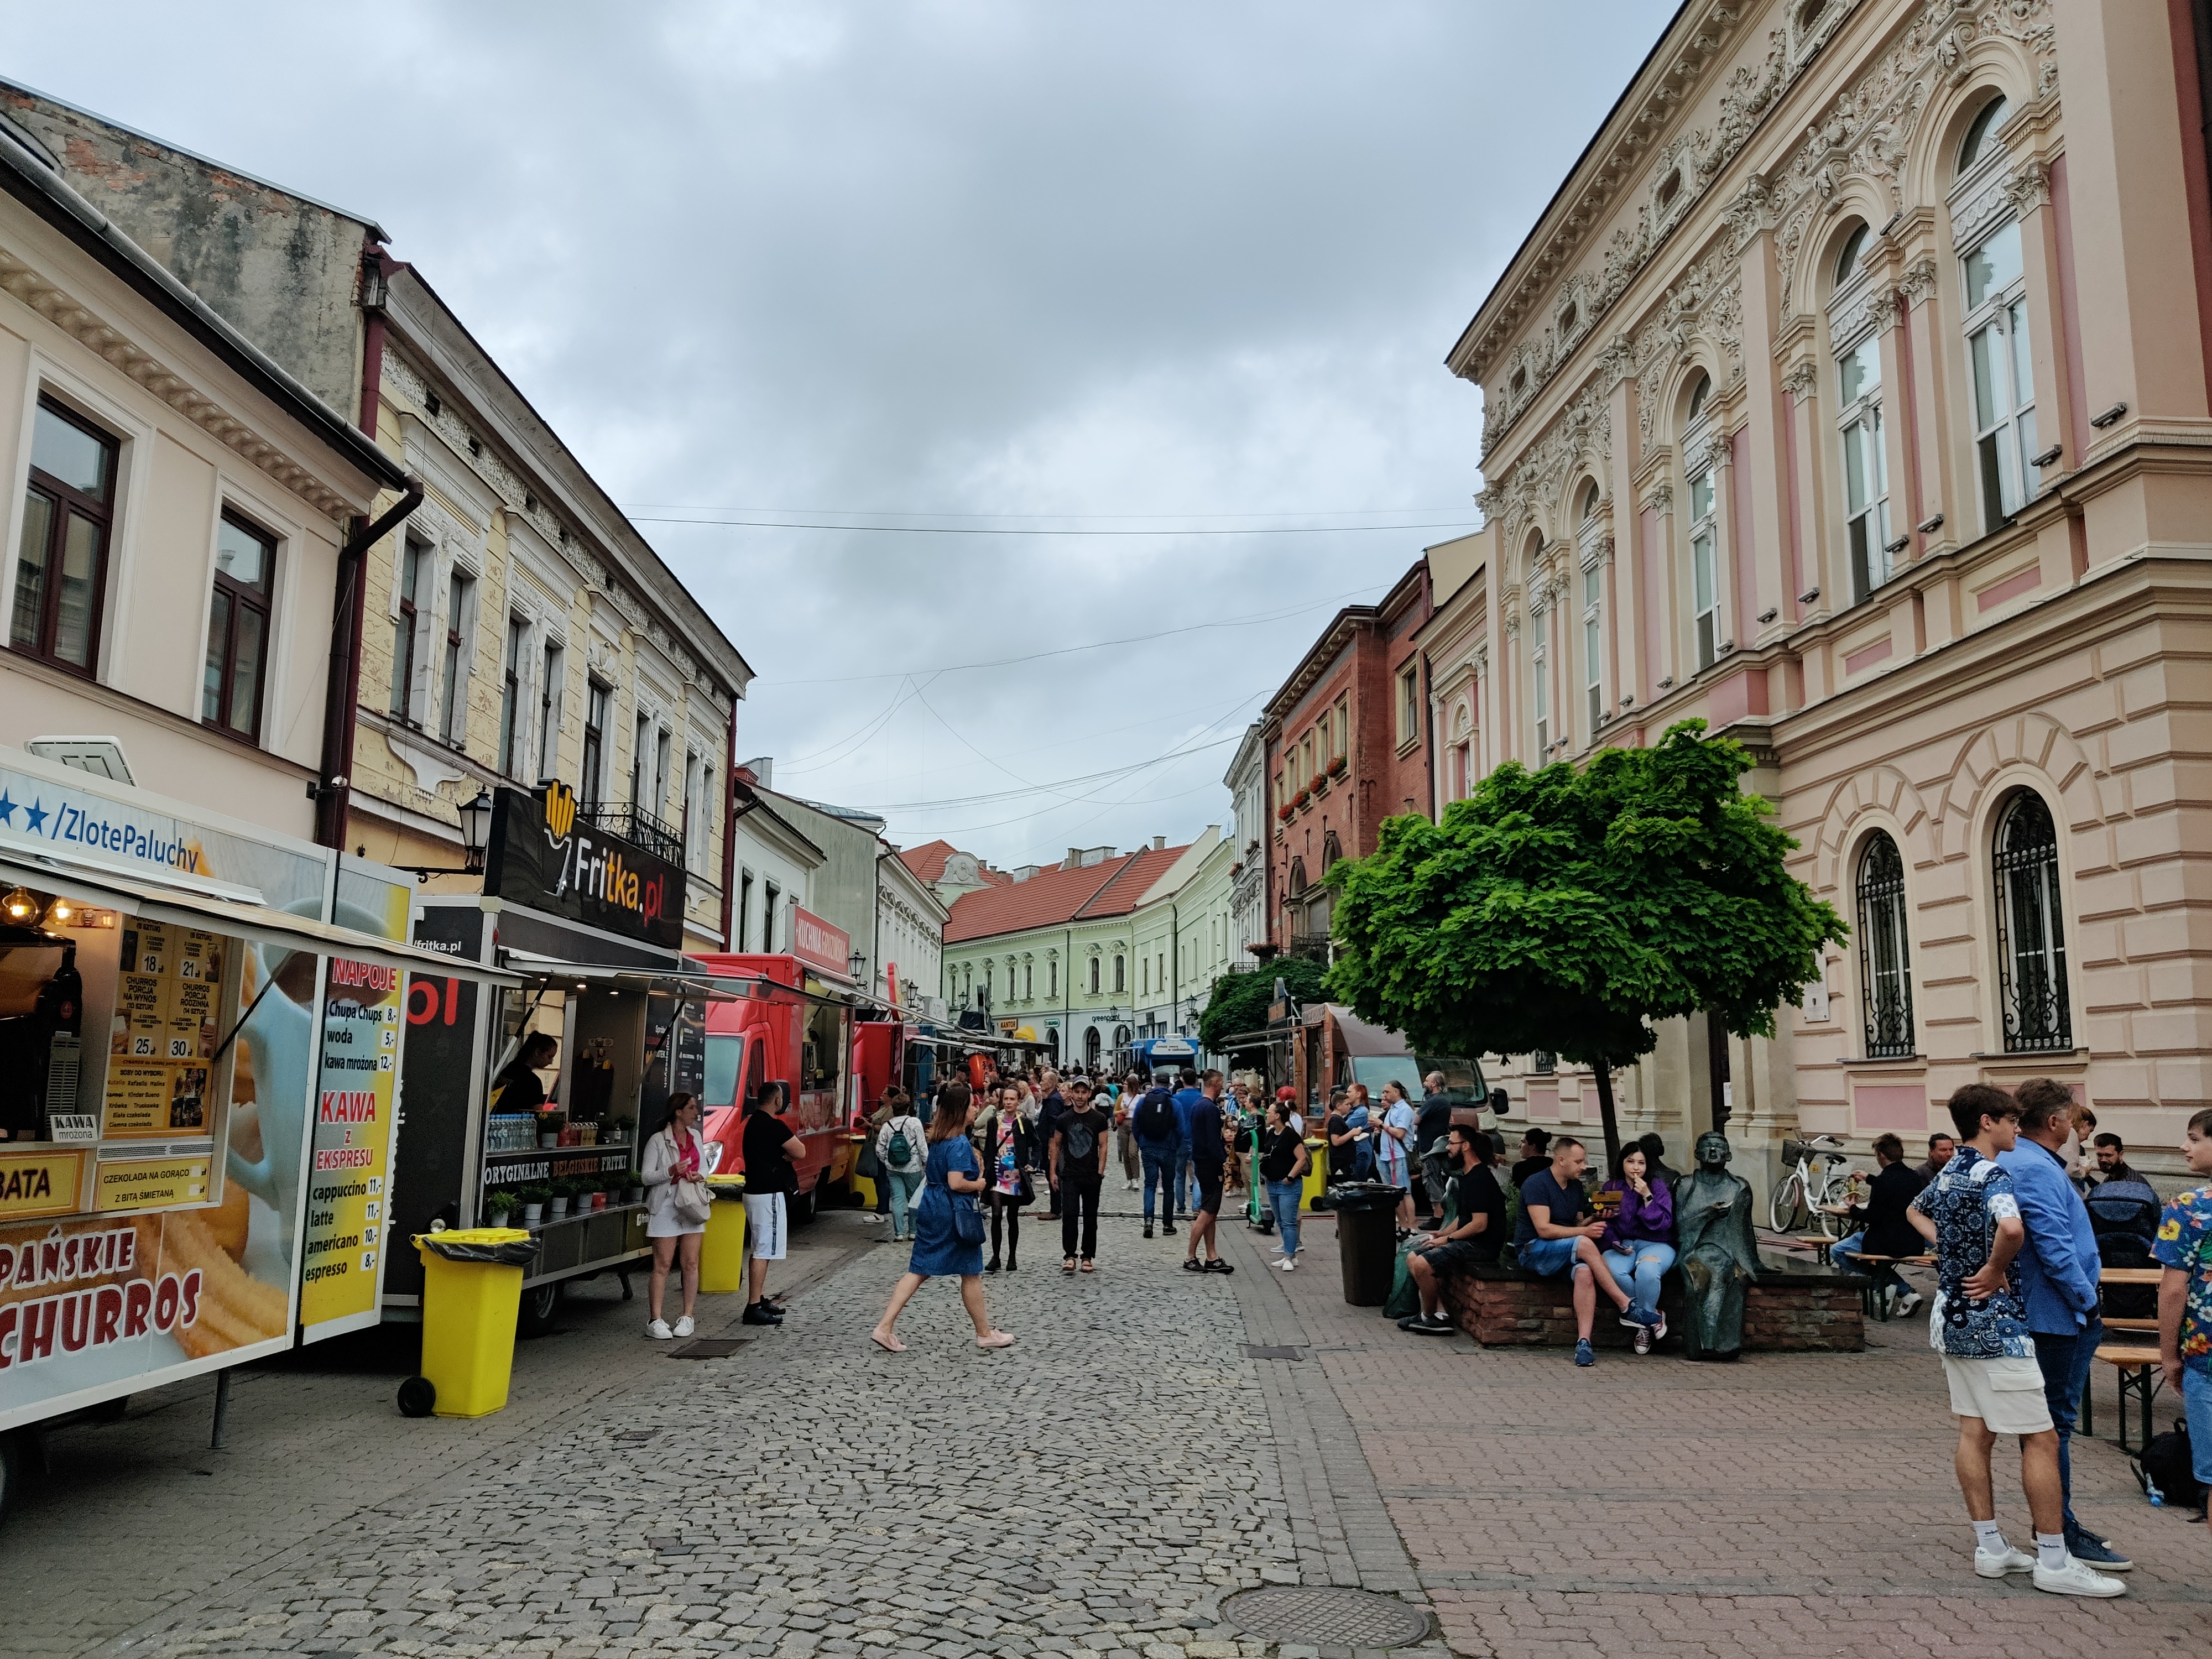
[482,782,686,949]
[792,906,851,977]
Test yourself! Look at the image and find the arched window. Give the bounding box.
[1684,372,1710,425]
[1856,833,1914,1057]
[1994,792,2072,1052]
[1321,832,1343,871]
[1084,1026,1101,1070]
[1088,956,1100,995]
[1288,857,1308,896]
[1834,221,1869,287]
[1113,953,1125,993]
[1958,95,2011,175]
[1579,480,1601,522]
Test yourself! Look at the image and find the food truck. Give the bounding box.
[390,781,721,1334]
[0,748,508,1521]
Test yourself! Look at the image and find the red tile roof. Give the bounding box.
[942,843,1190,943]
[898,839,1010,889]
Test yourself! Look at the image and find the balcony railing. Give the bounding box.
[581,802,684,865]
[1285,932,1332,963]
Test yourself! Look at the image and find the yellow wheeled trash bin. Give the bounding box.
[698,1174,750,1293]
[398,1228,538,1420]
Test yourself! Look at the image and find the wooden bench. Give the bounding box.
[1833,1253,1934,1321]
[1438,1256,1864,1352]
[2082,1345,2162,1454]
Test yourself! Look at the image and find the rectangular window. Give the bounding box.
[1689,467,1718,670]
[682,750,703,873]
[202,510,274,740]
[630,715,650,806]
[1398,664,1420,745]
[1963,221,2037,529]
[763,881,780,951]
[1531,611,1550,755]
[1838,335,1892,602]
[497,616,527,777]
[1048,959,1057,998]
[1114,954,1125,993]
[537,641,562,780]
[14,397,119,676]
[1582,563,1603,735]
[390,537,426,719]
[1088,957,1100,995]
[581,680,610,807]
[654,728,672,817]
[738,872,753,952]
[439,572,472,744]
[1334,696,1349,759]
[1317,709,1330,765]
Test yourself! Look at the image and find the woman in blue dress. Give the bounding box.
[870,1082,1014,1353]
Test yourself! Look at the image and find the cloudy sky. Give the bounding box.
[8,1,1663,868]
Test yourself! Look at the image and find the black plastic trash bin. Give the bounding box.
[1330,1183,1401,1306]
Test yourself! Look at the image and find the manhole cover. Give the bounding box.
[1221,1587,1429,1646]
[667,1338,749,1359]
[1241,1343,1306,1360]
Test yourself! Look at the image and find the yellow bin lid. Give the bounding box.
[414,1227,533,1246]
[705,1173,748,1190]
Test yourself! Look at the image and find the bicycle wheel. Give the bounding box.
[1812,1175,1846,1238]
[1767,1171,1805,1233]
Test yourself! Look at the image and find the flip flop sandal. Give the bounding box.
[1080,1260,1095,1273]
[1061,1259,1077,1274]
[869,1332,905,1353]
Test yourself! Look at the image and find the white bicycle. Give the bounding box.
[1767,1134,1854,1237]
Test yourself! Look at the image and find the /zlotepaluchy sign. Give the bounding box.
[482,783,687,949]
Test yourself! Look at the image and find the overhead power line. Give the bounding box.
[632,514,1479,538]
[621,503,1471,521]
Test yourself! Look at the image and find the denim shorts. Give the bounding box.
[1519,1234,1583,1279]
[2186,1366,2212,1486]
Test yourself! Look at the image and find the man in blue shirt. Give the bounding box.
[1171,1070,1206,1217]
[2002,1078,2131,1572]
[1511,1136,1641,1367]
[1909,1083,2122,1598]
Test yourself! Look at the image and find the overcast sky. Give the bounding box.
[8,2,1664,869]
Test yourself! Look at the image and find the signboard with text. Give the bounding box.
[298,958,403,1337]
[792,906,851,977]
[482,783,685,950]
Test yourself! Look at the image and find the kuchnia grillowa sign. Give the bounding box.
[483,784,686,950]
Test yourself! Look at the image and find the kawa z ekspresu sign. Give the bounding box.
[482,782,687,950]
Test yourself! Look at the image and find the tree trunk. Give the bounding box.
[1593,1054,1621,1172]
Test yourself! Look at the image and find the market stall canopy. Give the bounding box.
[1323,1005,1413,1057]
[0,832,522,984]
[498,948,744,1000]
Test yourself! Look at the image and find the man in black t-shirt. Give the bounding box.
[1050,1079,1112,1269]
[1182,1072,1234,1274]
[1401,1125,1508,1334]
[1415,1072,1457,1225]
[739,1083,804,1326]
[1034,1072,1068,1218]
[1509,1127,1554,1193]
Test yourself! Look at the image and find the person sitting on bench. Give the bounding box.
[1515,1135,1644,1366]
[1400,1125,1507,1335]
[1830,1133,1927,1315]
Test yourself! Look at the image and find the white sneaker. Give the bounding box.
[646,1319,674,1340]
[1895,1291,1923,1316]
[672,1315,695,1338]
[2032,1556,2126,1598]
[1974,1546,2034,1578]
[1277,1258,1296,1272]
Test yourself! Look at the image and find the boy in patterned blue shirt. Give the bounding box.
[1908,1084,2124,1598]
[2154,1107,2212,1506]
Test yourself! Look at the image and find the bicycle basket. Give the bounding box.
[1781,1139,1816,1167]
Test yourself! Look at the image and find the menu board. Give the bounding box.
[298,958,404,1333]
[103,922,223,1140]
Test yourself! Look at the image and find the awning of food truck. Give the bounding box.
[0,834,523,984]
[499,947,743,999]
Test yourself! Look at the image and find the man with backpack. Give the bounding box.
[1171,1070,1207,1216]
[1050,1078,1112,1272]
[1131,1072,1180,1238]
[2154,1106,2212,1520]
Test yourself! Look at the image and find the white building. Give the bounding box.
[1223,723,1268,963]
[875,849,948,1017]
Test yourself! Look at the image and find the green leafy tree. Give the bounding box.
[1197,956,1329,1057]
[1324,719,1845,1167]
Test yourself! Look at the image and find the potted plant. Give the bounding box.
[587,1177,608,1212]
[517,1185,547,1227]
[546,1180,572,1220]
[483,1188,517,1228]
[628,1175,646,1204]
[1327,753,1347,778]
[538,1110,567,1150]
[1276,802,1294,822]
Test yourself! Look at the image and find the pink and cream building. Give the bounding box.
[1430,0,2212,1182]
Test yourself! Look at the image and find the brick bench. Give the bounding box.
[1437,1254,1865,1353]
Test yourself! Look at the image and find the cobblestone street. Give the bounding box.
[4,1206,2209,1659]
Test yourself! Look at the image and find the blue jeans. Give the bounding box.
[2031,1316,2103,1532]
[1829,1231,1906,1297]
[1267,1180,1302,1257]
[2185,1366,2212,1487]
[1600,1241,1675,1318]
[1140,1145,1177,1221]
[1519,1234,1583,1279]
[885,1169,924,1240]
[1175,1151,1199,1213]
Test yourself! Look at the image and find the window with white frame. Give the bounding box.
[1963,219,2037,531]
[1688,466,1718,670]
[536,640,563,781]
[1397,664,1420,746]
[1837,332,1892,602]
[682,749,703,872]
[1531,604,1550,755]
[630,714,650,805]
[1581,562,1603,735]
[390,536,428,722]
[581,679,609,807]
[497,615,528,778]
[1088,956,1100,995]
[654,727,672,818]
[439,571,473,746]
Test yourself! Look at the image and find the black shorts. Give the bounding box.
[1416,1240,1494,1278]
[1194,1168,1226,1215]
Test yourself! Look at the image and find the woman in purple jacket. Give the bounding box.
[1597,1144,1674,1353]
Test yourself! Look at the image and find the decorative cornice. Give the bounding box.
[0,246,355,519]
[1781,358,1818,400]
[1900,256,1939,306]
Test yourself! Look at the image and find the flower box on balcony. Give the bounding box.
[1327,755,1348,778]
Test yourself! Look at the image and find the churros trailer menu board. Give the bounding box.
[103,921,223,1140]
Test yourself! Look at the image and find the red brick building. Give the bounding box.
[1264,560,1431,954]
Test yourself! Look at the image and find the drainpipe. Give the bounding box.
[316,479,424,849]
[719,698,742,947]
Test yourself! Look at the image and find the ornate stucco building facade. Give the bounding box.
[1431,0,2212,1184]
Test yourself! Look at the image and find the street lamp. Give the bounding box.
[848,949,869,984]
[395,786,496,884]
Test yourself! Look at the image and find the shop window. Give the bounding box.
[1964,220,2037,530]
[1838,334,1892,601]
[14,395,119,676]
[1689,465,1718,670]
[439,571,472,745]
[581,679,609,807]
[537,641,563,780]
[1855,832,1914,1057]
[1994,792,2072,1052]
[390,535,427,721]
[498,615,528,778]
[203,509,274,740]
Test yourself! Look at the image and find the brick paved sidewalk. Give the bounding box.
[1249,1208,2210,1658]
